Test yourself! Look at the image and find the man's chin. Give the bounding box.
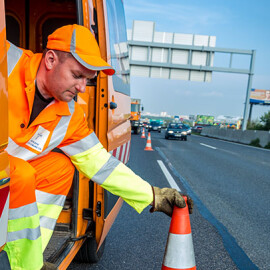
[64,97,74,102]
[61,94,75,102]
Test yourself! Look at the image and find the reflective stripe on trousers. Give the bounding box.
[4,152,74,270]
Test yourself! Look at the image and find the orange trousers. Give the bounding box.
[5,152,74,270]
[9,152,74,209]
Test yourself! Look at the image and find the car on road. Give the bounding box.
[183,124,192,135]
[148,121,161,132]
[165,123,187,140]
[143,122,149,129]
[192,125,203,133]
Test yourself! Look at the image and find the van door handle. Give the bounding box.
[110,102,117,109]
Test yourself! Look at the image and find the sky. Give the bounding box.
[123,0,270,120]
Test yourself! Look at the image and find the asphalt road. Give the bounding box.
[69,130,270,270]
[155,132,270,270]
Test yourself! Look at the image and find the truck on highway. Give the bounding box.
[130,98,142,134]
[0,0,131,268]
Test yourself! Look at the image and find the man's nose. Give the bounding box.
[75,78,87,93]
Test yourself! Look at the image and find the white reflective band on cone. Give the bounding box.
[163,233,196,269]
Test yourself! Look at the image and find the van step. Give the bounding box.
[43,231,72,261]
[54,223,70,232]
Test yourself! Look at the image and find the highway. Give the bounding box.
[69,130,270,270]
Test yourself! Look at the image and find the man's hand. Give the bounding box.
[150,186,193,217]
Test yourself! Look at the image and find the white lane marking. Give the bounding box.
[200,143,217,149]
[157,160,181,192]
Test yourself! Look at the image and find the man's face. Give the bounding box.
[44,52,97,102]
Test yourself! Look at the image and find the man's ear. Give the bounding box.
[44,50,58,70]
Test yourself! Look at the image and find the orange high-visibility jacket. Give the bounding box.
[6,42,153,213]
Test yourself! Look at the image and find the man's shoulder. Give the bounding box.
[7,41,35,77]
[7,41,33,57]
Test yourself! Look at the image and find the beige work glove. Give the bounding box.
[150,186,194,217]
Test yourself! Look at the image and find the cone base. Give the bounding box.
[144,148,154,151]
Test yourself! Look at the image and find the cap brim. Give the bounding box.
[71,52,115,76]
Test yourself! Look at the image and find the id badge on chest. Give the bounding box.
[26,126,50,152]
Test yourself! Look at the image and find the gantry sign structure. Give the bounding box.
[127,21,256,131]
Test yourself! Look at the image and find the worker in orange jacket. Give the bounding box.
[5,24,193,270]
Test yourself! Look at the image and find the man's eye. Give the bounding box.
[73,74,81,79]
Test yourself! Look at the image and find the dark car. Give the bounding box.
[165,123,187,140]
[148,121,161,132]
[182,124,191,135]
[192,125,203,133]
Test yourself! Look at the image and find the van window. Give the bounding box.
[6,15,20,47]
[106,0,130,96]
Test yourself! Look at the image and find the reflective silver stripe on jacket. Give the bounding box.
[91,155,120,185]
[7,42,23,76]
[40,216,57,231]
[6,100,75,161]
[7,226,41,242]
[8,202,38,220]
[36,190,66,207]
[60,132,99,156]
[6,138,37,160]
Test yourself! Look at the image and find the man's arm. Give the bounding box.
[59,104,193,215]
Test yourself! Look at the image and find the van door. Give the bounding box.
[78,0,130,248]
[104,0,131,159]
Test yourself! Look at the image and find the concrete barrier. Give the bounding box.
[201,126,270,147]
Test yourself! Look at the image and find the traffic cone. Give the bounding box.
[144,132,154,151]
[141,128,146,138]
[162,197,196,270]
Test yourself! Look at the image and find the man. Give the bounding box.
[5,24,193,270]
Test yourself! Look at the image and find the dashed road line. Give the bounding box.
[157,160,181,192]
[200,143,217,149]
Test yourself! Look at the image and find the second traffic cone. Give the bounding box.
[144,132,154,151]
[141,128,146,138]
[162,197,196,270]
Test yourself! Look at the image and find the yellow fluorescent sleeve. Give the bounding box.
[101,162,153,213]
[70,142,111,179]
[70,142,153,213]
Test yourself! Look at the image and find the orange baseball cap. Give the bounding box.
[46,24,115,75]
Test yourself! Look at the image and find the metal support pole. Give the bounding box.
[248,103,253,124]
[147,46,151,77]
[229,53,233,68]
[242,50,256,131]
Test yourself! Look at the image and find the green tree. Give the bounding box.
[247,119,263,130]
[260,111,270,130]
